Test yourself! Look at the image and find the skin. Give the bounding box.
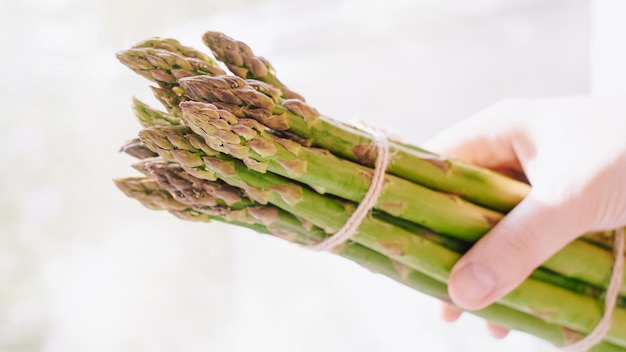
[423,96,626,336]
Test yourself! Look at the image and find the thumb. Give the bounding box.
[448,192,585,310]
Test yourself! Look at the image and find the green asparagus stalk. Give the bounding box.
[201,31,305,101]
[175,100,626,295]
[136,125,626,347]
[114,174,624,352]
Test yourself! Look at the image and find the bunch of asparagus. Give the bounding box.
[114,31,626,350]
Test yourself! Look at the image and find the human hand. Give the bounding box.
[423,96,626,336]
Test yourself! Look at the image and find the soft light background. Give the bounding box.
[1,0,615,351]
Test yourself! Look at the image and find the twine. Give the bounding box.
[309,124,390,251]
[563,227,625,351]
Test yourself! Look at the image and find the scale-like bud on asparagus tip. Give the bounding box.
[282,99,320,126]
[143,158,247,207]
[147,161,219,208]
[119,138,159,159]
[202,31,305,101]
[178,75,292,131]
[138,125,224,181]
[139,128,175,152]
[202,31,272,79]
[150,86,185,116]
[179,101,274,159]
[180,101,309,179]
[132,37,220,67]
[113,177,186,211]
[116,48,226,87]
[179,75,274,108]
[247,79,283,102]
[131,157,167,176]
[132,98,180,127]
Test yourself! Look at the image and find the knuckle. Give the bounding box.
[490,223,536,270]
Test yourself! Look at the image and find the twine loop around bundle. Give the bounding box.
[309,122,389,251]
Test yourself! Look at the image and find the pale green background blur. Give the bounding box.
[0,0,609,351]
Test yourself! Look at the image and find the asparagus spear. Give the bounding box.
[114,174,624,352]
[132,37,220,67]
[132,98,180,127]
[116,47,225,89]
[201,31,305,101]
[114,177,186,212]
[136,125,626,347]
[119,138,158,159]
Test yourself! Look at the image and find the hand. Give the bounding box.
[423,96,626,335]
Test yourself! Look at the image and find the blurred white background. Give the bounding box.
[2,0,620,351]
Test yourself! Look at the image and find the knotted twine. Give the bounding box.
[306,123,624,351]
[309,123,390,251]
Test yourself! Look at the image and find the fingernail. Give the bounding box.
[450,262,496,310]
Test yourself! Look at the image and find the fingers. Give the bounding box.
[440,302,510,339]
[486,322,510,339]
[440,302,462,322]
[422,101,525,172]
[448,193,584,310]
